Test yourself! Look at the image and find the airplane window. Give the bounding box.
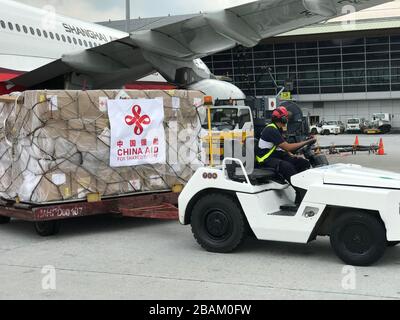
[61,35,66,42]
[67,36,72,43]
[8,22,13,31]
[56,33,60,41]
[89,41,93,48]
[73,38,77,45]
[15,24,21,32]
[0,21,5,29]
[78,39,82,46]
[30,27,34,35]
[43,30,48,38]
[36,29,41,37]
[49,32,54,39]
[94,42,98,47]
[83,40,88,47]
[23,25,28,33]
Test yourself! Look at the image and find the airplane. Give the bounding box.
[0,0,393,95]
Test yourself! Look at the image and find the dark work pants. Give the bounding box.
[261,153,311,204]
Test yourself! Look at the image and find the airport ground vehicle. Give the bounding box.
[327,121,345,134]
[321,121,341,135]
[180,99,396,266]
[199,102,254,161]
[363,113,393,134]
[179,139,400,266]
[310,121,341,135]
[346,118,366,133]
[200,103,254,133]
[310,123,323,135]
[0,92,186,236]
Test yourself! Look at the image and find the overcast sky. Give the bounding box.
[13,0,400,22]
[14,0,252,21]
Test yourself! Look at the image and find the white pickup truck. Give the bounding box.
[310,121,341,135]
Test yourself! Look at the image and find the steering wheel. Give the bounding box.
[295,139,317,155]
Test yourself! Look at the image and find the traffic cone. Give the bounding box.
[378,138,385,156]
[354,136,360,147]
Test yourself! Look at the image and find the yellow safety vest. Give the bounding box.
[256,123,279,164]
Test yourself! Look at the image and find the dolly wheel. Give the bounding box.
[191,194,247,253]
[34,221,60,237]
[0,216,10,224]
[330,212,386,266]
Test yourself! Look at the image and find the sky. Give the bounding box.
[13,0,252,22]
[13,0,400,22]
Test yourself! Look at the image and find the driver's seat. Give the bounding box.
[225,162,282,185]
[224,138,287,185]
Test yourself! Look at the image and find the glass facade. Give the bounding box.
[203,34,400,97]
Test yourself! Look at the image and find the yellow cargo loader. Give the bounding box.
[198,103,254,163]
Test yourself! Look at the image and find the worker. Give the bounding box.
[256,106,316,204]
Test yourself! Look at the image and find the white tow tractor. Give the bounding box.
[179,139,400,266]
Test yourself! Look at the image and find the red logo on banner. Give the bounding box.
[125,105,151,135]
[117,140,124,148]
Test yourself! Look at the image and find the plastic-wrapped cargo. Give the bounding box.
[0,90,205,204]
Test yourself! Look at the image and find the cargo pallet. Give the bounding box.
[0,191,179,236]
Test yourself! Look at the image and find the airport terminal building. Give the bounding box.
[102,14,400,128]
[203,18,400,128]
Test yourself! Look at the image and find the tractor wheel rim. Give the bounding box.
[341,223,373,254]
[205,209,232,239]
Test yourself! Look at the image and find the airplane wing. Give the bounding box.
[11,37,149,88]
[11,0,393,89]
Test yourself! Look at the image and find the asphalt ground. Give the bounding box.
[0,134,400,300]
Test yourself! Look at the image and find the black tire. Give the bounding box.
[330,212,386,266]
[311,128,318,135]
[387,241,400,247]
[323,129,331,136]
[0,216,10,224]
[34,221,60,237]
[191,193,247,253]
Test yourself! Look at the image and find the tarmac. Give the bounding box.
[0,134,400,300]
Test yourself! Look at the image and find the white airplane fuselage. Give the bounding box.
[0,0,235,96]
[0,0,128,80]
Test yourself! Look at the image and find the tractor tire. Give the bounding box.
[330,212,386,266]
[0,216,10,224]
[34,221,60,237]
[191,193,247,253]
[387,241,400,247]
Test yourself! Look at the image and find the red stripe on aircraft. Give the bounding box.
[0,68,24,81]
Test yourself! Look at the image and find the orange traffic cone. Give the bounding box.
[354,136,360,147]
[378,138,385,156]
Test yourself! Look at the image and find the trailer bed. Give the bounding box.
[0,191,179,236]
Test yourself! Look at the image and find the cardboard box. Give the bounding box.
[0,89,205,203]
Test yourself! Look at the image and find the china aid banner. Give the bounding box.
[107,98,166,167]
